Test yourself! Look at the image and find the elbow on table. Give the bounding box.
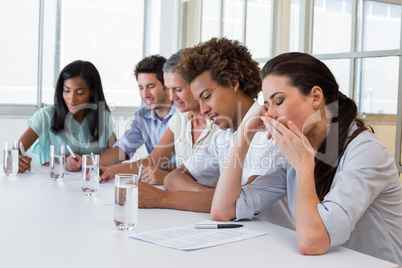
[210,206,236,222]
[297,238,330,256]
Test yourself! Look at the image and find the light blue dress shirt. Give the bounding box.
[236,124,402,265]
[28,105,115,164]
[113,104,177,161]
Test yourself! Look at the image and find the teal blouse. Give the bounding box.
[28,105,114,164]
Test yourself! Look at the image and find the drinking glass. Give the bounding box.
[114,174,138,231]
[49,145,65,180]
[82,154,99,196]
[3,141,18,176]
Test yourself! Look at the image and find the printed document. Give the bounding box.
[129,220,268,251]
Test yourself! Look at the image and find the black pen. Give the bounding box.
[194,224,243,229]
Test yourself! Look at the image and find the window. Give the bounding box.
[355,56,399,114]
[182,0,274,61]
[246,0,273,59]
[358,0,401,51]
[313,0,352,54]
[0,0,39,105]
[322,59,351,97]
[310,0,401,115]
[222,0,244,42]
[0,0,144,109]
[179,0,402,172]
[201,0,221,41]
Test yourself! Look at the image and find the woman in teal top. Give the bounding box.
[18,60,116,172]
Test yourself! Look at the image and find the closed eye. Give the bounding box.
[275,98,284,105]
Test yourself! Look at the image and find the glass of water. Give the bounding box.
[49,145,65,180]
[114,174,138,231]
[3,141,19,176]
[81,154,99,196]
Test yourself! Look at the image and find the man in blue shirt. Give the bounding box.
[99,55,176,166]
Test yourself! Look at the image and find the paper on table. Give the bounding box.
[28,165,113,190]
[29,165,81,176]
[63,176,115,190]
[29,165,50,174]
[129,220,268,251]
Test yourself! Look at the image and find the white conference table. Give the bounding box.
[0,166,399,268]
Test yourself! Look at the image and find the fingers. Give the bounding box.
[100,167,113,183]
[261,116,281,141]
[261,116,271,131]
[262,116,298,140]
[18,155,32,173]
[287,120,302,138]
[65,155,81,171]
[257,104,268,116]
[75,154,83,165]
[141,167,155,184]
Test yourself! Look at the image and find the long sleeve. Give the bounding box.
[235,164,288,220]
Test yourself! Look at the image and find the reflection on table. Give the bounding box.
[0,167,397,268]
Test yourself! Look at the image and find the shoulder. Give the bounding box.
[38,104,56,116]
[167,103,178,117]
[28,105,56,135]
[42,104,56,113]
[213,128,232,148]
[30,105,55,122]
[169,111,189,126]
[336,130,399,187]
[134,106,149,116]
[343,130,392,165]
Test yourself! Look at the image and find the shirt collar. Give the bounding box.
[143,102,177,121]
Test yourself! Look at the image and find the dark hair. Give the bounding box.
[163,49,187,74]
[261,52,371,201]
[134,55,167,86]
[175,37,261,100]
[52,60,110,141]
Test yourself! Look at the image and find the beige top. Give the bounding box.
[168,112,221,167]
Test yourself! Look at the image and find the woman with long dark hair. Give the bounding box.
[211,52,402,264]
[18,60,116,172]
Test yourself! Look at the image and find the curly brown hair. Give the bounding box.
[176,38,261,100]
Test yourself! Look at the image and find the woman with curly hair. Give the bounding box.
[138,38,293,230]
